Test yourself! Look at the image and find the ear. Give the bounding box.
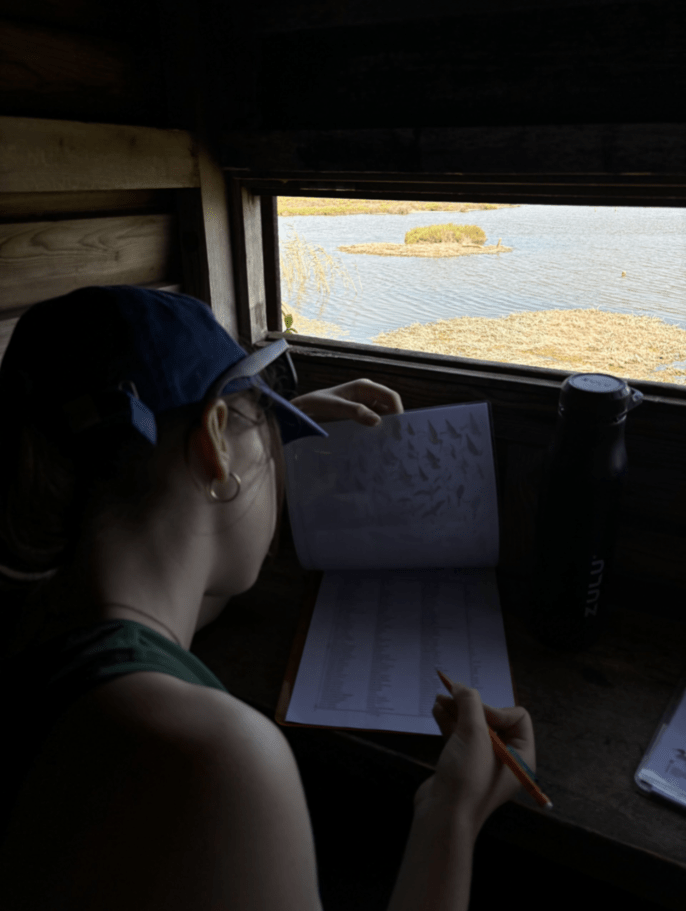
[198,398,230,482]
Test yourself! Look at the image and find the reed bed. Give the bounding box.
[338,242,511,257]
[277,198,517,216]
[280,229,361,311]
[369,308,686,385]
[282,302,686,385]
[405,224,487,245]
[278,218,686,386]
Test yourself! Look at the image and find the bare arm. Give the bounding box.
[385,802,475,911]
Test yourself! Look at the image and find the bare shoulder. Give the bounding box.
[1,673,322,911]
[79,669,260,736]
[121,672,297,769]
[85,670,288,760]
[2,671,268,837]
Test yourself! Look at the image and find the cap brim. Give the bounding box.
[213,338,329,446]
[255,379,329,446]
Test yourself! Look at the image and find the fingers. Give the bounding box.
[358,405,382,425]
[351,379,404,415]
[432,701,456,739]
[435,691,528,734]
[483,703,530,732]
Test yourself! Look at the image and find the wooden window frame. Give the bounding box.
[227,173,686,409]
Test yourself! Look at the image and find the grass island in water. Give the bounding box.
[278,203,686,387]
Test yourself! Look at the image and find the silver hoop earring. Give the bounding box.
[206,471,241,503]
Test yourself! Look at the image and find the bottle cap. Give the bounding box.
[558,373,644,422]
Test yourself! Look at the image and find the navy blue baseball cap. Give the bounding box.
[0,285,329,449]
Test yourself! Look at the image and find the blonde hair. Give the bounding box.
[0,346,287,657]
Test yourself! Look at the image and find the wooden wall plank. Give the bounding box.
[0,189,176,220]
[0,214,180,310]
[0,18,164,126]
[260,195,282,333]
[243,187,268,346]
[0,117,199,193]
[259,3,685,129]
[175,191,211,307]
[264,333,686,408]
[194,135,238,334]
[227,179,269,348]
[220,126,686,179]
[226,179,253,348]
[149,0,239,332]
[200,1,686,133]
[174,178,238,336]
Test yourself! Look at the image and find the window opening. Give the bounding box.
[277,197,686,387]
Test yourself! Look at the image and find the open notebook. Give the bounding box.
[275,401,518,735]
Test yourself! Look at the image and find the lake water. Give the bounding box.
[278,205,686,346]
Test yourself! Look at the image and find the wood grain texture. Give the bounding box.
[0,117,198,193]
[174,176,238,337]
[0,189,176,220]
[242,186,268,344]
[227,179,269,349]
[0,214,180,310]
[260,195,283,332]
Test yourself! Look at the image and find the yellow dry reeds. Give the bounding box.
[277,198,517,216]
[369,308,686,385]
[280,229,361,311]
[338,242,511,257]
[405,223,487,245]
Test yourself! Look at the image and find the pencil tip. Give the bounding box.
[545,802,554,810]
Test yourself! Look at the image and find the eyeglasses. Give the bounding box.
[208,347,298,407]
[226,400,268,427]
[269,349,298,401]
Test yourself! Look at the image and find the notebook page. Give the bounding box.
[284,402,499,572]
[636,681,686,808]
[284,567,514,734]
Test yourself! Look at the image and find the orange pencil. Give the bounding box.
[436,668,553,811]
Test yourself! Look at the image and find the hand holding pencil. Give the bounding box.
[415,669,551,830]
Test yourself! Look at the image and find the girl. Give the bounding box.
[0,285,535,911]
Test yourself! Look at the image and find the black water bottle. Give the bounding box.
[528,374,644,651]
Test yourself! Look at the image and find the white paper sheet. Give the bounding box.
[284,566,514,734]
[636,679,686,809]
[284,402,499,572]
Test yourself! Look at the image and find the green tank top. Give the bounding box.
[0,619,229,842]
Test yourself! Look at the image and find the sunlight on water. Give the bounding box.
[279,204,686,335]
[278,204,686,384]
